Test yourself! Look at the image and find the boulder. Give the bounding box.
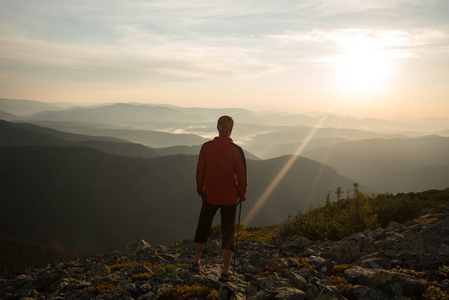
[438,244,449,256]
[364,271,425,297]
[287,272,308,291]
[273,235,310,251]
[125,239,151,256]
[327,240,360,264]
[274,287,306,300]
[315,286,344,300]
[347,285,390,300]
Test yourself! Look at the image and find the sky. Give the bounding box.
[1,0,449,118]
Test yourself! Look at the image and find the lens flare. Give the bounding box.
[243,101,339,225]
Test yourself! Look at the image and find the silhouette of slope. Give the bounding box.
[0,119,158,159]
[0,146,363,254]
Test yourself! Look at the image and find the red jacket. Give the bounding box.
[197,137,247,205]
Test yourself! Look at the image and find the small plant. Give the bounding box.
[156,284,218,300]
[413,217,439,224]
[239,225,280,243]
[129,272,154,282]
[330,264,352,276]
[291,256,312,270]
[107,260,154,271]
[424,286,449,300]
[261,262,283,276]
[79,284,122,296]
[329,275,352,298]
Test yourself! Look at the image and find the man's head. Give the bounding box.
[217,115,234,137]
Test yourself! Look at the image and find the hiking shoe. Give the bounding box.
[219,273,230,282]
[190,262,200,273]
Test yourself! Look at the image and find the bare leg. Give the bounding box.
[194,243,204,264]
[222,249,233,274]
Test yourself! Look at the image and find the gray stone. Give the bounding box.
[306,256,325,265]
[387,221,407,233]
[349,233,365,242]
[295,269,312,279]
[327,240,360,264]
[358,236,377,255]
[438,244,449,256]
[93,265,111,276]
[125,239,151,256]
[347,285,390,300]
[287,272,308,291]
[316,286,344,300]
[274,287,306,300]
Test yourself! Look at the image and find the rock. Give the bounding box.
[316,285,344,300]
[387,221,407,233]
[358,236,377,255]
[287,272,308,291]
[438,244,449,256]
[355,258,386,270]
[344,266,377,285]
[347,285,390,300]
[125,239,151,256]
[249,290,276,300]
[273,235,310,251]
[368,227,385,240]
[259,274,286,289]
[363,270,426,297]
[295,269,312,279]
[349,233,365,242]
[306,256,325,265]
[274,287,306,300]
[93,264,111,276]
[327,240,360,264]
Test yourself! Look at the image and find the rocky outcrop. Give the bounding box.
[1,202,449,299]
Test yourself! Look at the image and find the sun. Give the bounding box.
[336,46,393,95]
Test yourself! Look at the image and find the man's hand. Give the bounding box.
[240,194,247,202]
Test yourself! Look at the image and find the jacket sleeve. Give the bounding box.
[235,149,247,200]
[196,146,206,196]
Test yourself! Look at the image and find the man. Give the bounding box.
[192,115,247,282]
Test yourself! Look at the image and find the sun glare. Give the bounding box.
[336,45,393,95]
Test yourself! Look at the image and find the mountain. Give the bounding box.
[0,98,62,116]
[0,110,21,121]
[25,120,208,148]
[243,125,408,159]
[0,146,365,254]
[302,136,449,193]
[26,103,209,124]
[0,120,159,159]
[154,145,261,160]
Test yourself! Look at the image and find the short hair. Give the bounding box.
[217,115,234,135]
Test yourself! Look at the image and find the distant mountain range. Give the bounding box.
[0,120,159,159]
[0,110,20,121]
[302,136,449,193]
[242,125,408,159]
[0,120,260,159]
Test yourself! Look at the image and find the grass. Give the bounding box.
[156,284,218,300]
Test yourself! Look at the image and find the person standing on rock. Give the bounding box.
[192,115,247,282]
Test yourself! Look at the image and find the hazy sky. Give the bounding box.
[1,0,449,118]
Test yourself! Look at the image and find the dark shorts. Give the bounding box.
[193,201,237,251]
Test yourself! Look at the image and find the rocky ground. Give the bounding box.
[1,202,449,300]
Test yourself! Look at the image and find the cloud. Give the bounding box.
[267,28,449,61]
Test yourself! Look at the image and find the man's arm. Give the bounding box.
[196,147,206,197]
[235,149,247,201]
